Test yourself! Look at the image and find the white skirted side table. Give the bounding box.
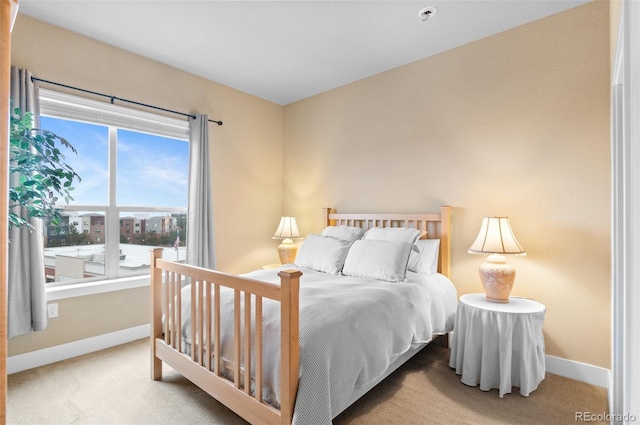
[449,293,546,397]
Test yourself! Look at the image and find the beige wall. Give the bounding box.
[611,0,622,65]
[9,16,284,355]
[283,1,611,368]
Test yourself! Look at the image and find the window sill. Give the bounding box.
[46,275,150,301]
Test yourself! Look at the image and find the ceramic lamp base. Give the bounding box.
[479,254,516,303]
[277,238,298,264]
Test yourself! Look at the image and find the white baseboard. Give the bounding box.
[545,354,611,389]
[7,324,150,375]
[7,325,611,394]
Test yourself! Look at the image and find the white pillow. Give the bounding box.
[295,234,354,275]
[363,227,423,252]
[408,239,440,274]
[342,240,413,282]
[321,225,365,242]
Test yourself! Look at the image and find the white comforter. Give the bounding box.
[179,266,457,425]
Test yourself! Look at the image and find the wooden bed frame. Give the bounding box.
[150,206,451,425]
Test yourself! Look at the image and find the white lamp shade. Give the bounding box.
[272,216,302,240]
[468,216,525,256]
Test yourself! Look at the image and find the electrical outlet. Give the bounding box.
[47,303,58,318]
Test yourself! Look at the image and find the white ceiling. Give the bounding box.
[18,0,592,105]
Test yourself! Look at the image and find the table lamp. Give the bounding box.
[468,216,526,303]
[272,216,302,264]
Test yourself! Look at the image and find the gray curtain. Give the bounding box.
[8,67,47,338]
[186,114,215,269]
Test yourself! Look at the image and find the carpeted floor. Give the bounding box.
[7,339,608,424]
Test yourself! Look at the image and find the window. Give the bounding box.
[39,89,189,286]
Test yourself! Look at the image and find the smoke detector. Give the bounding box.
[418,6,437,22]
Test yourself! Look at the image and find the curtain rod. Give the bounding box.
[31,76,223,126]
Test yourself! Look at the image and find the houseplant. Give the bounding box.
[9,107,81,231]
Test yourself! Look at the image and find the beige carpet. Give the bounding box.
[7,339,608,424]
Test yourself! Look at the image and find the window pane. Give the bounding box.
[44,211,107,284]
[40,93,190,286]
[40,116,109,205]
[117,129,188,207]
[118,211,187,276]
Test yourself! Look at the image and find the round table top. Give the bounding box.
[460,293,545,314]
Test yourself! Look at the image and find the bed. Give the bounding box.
[150,206,456,425]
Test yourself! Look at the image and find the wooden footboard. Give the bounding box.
[150,248,302,425]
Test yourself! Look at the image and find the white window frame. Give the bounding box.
[39,89,189,298]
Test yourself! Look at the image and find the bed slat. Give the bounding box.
[163,270,170,346]
[197,279,205,365]
[191,281,197,362]
[176,273,182,353]
[214,284,221,376]
[255,295,263,403]
[205,281,212,372]
[244,291,252,394]
[234,289,241,389]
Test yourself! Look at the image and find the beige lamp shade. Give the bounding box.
[469,217,525,303]
[468,216,525,256]
[272,217,302,264]
[272,216,302,240]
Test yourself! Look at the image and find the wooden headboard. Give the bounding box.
[322,206,452,278]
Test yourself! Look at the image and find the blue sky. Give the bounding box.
[40,116,188,208]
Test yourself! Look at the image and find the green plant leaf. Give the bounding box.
[8,105,81,231]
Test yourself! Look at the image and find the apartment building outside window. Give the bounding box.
[39,89,189,286]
